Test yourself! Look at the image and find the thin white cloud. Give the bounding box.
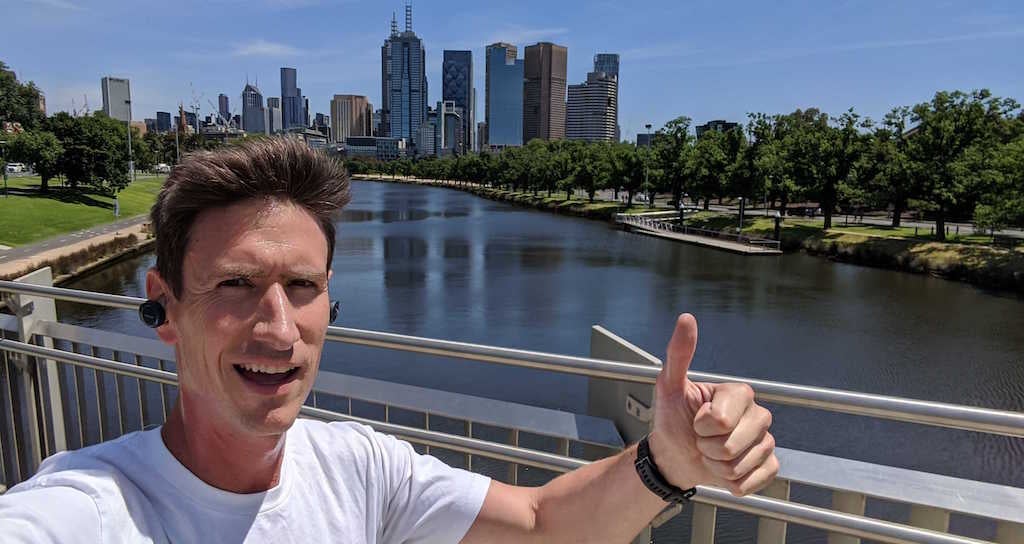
[20,0,84,10]
[679,27,1024,70]
[231,40,305,57]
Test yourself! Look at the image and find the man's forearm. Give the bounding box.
[530,443,672,542]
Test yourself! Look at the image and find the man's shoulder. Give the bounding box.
[0,430,164,543]
[19,430,149,491]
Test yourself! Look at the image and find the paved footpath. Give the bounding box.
[0,215,149,278]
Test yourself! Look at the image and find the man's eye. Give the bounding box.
[290,279,318,289]
[218,278,253,288]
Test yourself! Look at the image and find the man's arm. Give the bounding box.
[461,314,779,543]
[0,486,102,543]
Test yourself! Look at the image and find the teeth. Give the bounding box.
[237,364,296,374]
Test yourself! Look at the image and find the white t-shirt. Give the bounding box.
[0,419,491,543]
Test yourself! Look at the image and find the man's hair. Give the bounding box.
[150,137,350,298]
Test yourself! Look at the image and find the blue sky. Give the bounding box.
[4,0,1023,140]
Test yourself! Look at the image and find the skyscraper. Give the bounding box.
[593,53,619,79]
[101,76,131,122]
[523,42,567,142]
[280,67,305,130]
[442,50,474,154]
[593,53,620,140]
[242,83,266,134]
[485,43,523,147]
[156,111,171,133]
[381,4,427,143]
[267,97,283,134]
[330,94,373,142]
[566,71,617,142]
[218,93,230,124]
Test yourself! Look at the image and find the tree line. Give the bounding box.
[349,89,1023,240]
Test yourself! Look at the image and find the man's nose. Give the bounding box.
[252,283,300,350]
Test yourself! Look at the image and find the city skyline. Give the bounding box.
[4,1,1023,141]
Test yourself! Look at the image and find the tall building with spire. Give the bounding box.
[241,83,266,134]
[381,3,427,145]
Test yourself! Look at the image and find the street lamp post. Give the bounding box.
[118,98,135,218]
[643,124,652,210]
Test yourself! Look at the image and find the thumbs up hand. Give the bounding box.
[648,314,779,496]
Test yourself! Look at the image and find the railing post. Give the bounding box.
[11,268,65,468]
[908,505,950,533]
[828,490,866,544]
[690,503,717,544]
[756,478,791,543]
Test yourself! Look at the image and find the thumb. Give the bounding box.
[662,313,698,393]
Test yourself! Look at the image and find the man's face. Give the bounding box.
[162,197,331,436]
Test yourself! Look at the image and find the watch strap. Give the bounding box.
[635,434,697,504]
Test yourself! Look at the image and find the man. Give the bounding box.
[0,139,777,542]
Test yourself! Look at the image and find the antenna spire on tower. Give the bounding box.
[390,11,398,36]
[405,2,412,32]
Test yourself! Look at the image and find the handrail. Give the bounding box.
[0,337,989,544]
[2,280,1023,438]
[616,213,781,249]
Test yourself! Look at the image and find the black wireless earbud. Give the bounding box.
[140,298,339,327]
[139,299,167,328]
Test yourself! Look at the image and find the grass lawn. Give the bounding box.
[0,175,166,247]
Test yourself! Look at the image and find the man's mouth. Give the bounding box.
[233,363,301,386]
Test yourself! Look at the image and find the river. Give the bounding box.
[59,180,1024,542]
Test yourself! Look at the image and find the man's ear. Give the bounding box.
[144,267,180,345]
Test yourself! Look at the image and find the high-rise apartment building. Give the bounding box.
[381,4,427,143]
[330,94,373,142]
[101,76,131,122]
[566,71,617,142]
[280,67,305,130]
[485,42,523,146]
[442,50,474,154]
[523,42,567,142]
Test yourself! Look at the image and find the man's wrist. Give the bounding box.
[635,433,697,504]
[646,432,699,491]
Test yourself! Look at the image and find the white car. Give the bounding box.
[5,163,25,173]
[154,163,171,174]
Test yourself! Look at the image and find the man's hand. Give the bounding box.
[649,313,778,496]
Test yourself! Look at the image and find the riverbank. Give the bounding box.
[355,175,1024,293]
[0,222,153,285]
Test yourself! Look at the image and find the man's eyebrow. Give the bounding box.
[208,265,327,283]
[210,265,267,279]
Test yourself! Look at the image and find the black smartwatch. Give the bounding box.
[635,434,697,504]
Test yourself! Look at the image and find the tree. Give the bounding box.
[687,130,727,209]
[971,136,1024,234]
[906,89,1020,240]
[855,107,915,226]
[46,112,131,192]
[777,108,831,221]
[820,109,870,229]
[7,131,63,192]
[653,116,693,212]
[0,61,46,131]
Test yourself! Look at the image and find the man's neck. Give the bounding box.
[160,401,287,494]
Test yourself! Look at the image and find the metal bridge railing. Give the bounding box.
[616,213,782,251]
[2,278,1024,544]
